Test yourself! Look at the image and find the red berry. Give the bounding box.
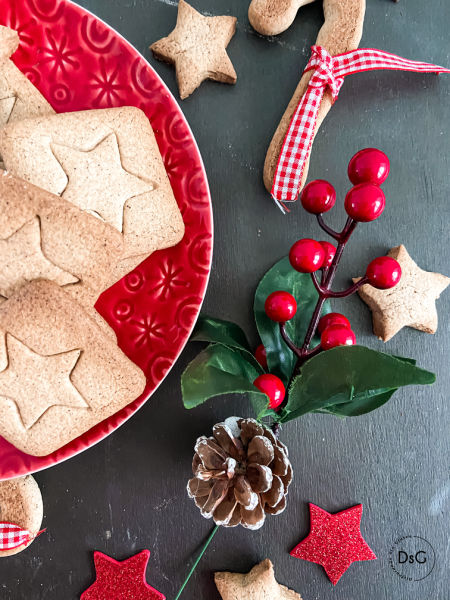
[301,180,336,214]
[319,241,336,268]
[348,148,390,186]
[265,291,297,322]
[344,183,385,222]
[321,324,356,350]
[366,256,402,289]
[255,344,267,369]
[289,238,325,273]
[253,374,285,410]
[318,312,351,334]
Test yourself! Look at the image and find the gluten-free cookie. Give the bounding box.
[0,26,54,129]
[0,475,43,557]
[0,171,123,306]
[215,559,302,600]
[0,280,146,456]
[249,0,315,36]
[151,0,237,99]
[354,245,450,341]
[263,0,366,196]
[0,106,184,284]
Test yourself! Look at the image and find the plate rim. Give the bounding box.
[0,0,213,480]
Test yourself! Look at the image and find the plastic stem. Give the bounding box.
[174,525,220,600]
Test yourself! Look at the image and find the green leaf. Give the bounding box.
[254,256,331,385]
[181,343,269,416]
[280,346,435,422]
[191,315,262,371]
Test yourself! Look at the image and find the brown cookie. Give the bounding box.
[0,475,43,557]
[0,171,123,306]
[215,559,302,600]
[354,245,450,341]
[263,0,365,196]
[0,280,146,456]
[249,0,315,36]
[0,106,184,284]
[0,26,54,129]
[151,0,237,99]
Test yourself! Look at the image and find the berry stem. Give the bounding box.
[279,324,302,357]
[316,214,340,240]
[278,217,358,397]
[310,273,368,298]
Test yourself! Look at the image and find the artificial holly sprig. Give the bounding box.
[259,149,401,414]
[181,149,435,426]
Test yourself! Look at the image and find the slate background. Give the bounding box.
[1,0,449,598]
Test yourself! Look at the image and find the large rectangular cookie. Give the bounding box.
[0,26,54,128]
[0,106,185,283]
[0,171,123,307]
[0,280,146,456]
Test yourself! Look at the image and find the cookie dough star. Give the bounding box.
[354,245,449,341]
[151,0,237,99]
[0,334,86,430]
[0,95,16,127]
[0,217,78,298]
[215,559,302,600]
[51,133,153,232]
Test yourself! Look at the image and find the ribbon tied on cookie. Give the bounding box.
[0,521,45,551]
[271,45,450,212]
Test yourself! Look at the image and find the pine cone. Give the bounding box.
[187,417,293,530]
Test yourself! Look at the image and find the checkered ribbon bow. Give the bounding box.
[272,45,450,212]
[0,522,44,550]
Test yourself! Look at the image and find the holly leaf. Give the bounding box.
[191,316,262,371]
[280,346,435,422]
[254,257,330,385]
[181,343,273,418]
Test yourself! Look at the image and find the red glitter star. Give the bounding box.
[290,503,376,585]
[81,550,165,600]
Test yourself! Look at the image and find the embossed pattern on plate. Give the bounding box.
[0,0,213,479]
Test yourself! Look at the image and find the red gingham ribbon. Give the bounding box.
[271,45,450,212]
[0,522,45,551]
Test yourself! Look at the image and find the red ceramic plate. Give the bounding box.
[0,0,213,480]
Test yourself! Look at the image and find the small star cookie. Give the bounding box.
[215,559,302,600]
[151,0,237,99]
[354,245,449,341]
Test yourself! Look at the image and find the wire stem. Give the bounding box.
[174,525,220,600]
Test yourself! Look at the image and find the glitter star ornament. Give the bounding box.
[290,503,376,585]
[81,550,165,600]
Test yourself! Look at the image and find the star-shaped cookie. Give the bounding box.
[0,217,78,298]
[354,245,449,341]
[215,559,302,600]
[151,0,237,99]
[0,334,86,429]
[51,133,153,232]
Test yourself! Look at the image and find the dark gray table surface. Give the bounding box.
[2,1,449,599]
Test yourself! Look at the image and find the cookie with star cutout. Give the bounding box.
[0,279,146,456]
[151,0,237,99]
[215,559,302,600]
[0,25,54,129]
[354,245,450,342]
[0,106,184,284]
[0,475,43,557]
[0,171,123,308]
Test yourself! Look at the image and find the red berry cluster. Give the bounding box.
[253,149,401,411]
